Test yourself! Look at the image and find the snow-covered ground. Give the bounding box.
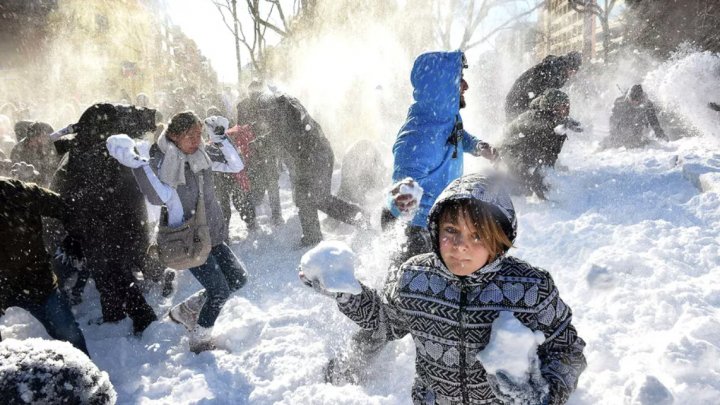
[2,52,719,405]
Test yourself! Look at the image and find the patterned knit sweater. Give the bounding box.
[337,252,586,405]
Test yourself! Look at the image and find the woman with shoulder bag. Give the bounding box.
[106,111,248,353]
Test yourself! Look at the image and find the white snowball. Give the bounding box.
[300,241,362,295]
[477,311,545,383]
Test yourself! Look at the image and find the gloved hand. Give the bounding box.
[11,162,40,182]
[49,124,75,141]
[390,177,423,213]
[106,134,148,168]
[298,269,338,298]
[655,129,668,141]
[565,118,584,133]
[204,116,230,144]
[474,142,498,160]
[487,359,550,405]
[708,102,720,112]
[55,236,86,271]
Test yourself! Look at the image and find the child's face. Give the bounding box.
[438,210,491,276]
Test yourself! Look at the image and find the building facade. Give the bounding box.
[537,0,625,62]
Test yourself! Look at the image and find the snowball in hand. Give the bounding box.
[300,241,362,295]
[399,181,424,203]
[477,311,546,382]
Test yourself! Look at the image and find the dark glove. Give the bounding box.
[565,118,584,133]
[57,235,85,270]
[487,361,549,405]
[708,102,720,112]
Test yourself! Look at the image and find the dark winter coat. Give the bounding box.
[336,174,586,405]
[501,106,569,170]
[0,178,70,309]
[50,103,157,328]
[602,94,666,149]
[505,55,575,120]
[255,93,334,193]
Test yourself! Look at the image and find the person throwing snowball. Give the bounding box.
[300,173,586,404]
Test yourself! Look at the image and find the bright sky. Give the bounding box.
[166,1,542,85]
[166,0,240,83]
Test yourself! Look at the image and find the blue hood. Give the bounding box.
[410,51,463,120]
[392,50,480,228]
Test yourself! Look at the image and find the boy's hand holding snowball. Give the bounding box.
[298,241,363,301]
[479,311,550,405]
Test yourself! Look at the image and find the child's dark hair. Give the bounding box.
[167,111,200,137]
[438,199,513,260]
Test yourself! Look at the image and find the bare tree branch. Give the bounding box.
[465,1,545,50]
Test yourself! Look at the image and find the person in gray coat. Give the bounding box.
[107,112,248,353]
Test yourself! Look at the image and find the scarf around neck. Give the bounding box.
[156,131,212,188]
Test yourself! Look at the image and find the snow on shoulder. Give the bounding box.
[300,240,363,295]
[477,311,546,382]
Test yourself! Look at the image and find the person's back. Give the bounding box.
[0,178,63,287]
[501,89,577,198]
[505,52,581,121]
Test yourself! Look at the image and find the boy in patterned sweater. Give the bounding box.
[300,173,586,404]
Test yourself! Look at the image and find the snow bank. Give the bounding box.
[0,338,116,404]
[645,51,720,139]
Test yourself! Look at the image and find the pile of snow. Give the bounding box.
[0,338,116,404]
[300,241,363,295]
[645,50,720,140]
[477,311,546,382]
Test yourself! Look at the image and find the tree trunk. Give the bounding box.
[231,0,242,86]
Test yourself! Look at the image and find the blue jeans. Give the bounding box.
[189,243,248,328]
[22,289,89,356]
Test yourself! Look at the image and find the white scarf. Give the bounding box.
[156,131,212,188]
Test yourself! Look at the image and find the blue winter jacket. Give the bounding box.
[391,50,484,228]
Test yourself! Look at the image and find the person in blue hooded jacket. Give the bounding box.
[384,50,497,269]
[325,50,497,385]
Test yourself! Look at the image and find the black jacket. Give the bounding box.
[505,55,574,120]
[603,95,666,149]
[0,178,74,308]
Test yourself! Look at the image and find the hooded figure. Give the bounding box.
[505,51,582,121]
[501,89,580,199]
[51,103,158,334]
[390,50,491,230]
[600,84,667,149]
[322,173,586,404]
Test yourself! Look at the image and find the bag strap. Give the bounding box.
[196,172,207,226]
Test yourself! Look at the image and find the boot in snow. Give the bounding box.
[189,326,215,353]
[169,291,206,332]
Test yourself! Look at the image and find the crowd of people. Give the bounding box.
[1,45,699,403]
